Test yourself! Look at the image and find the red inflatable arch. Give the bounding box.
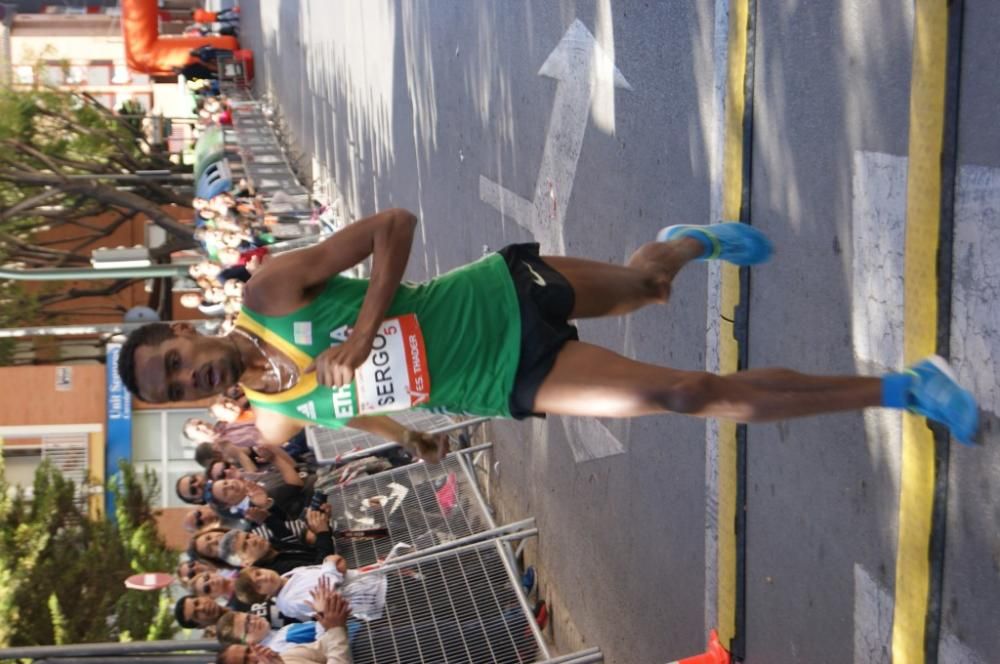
[121,0,239,76]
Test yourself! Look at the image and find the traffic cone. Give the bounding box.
[666,630,731,664]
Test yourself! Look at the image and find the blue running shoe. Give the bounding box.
[906,355,979,445]
[656,222,773,266]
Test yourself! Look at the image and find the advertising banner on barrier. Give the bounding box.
[105,342,132,518]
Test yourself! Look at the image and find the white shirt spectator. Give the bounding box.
[261,622,325,654]
[276,561,387,621]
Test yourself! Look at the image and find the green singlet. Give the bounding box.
[237,253,521,428]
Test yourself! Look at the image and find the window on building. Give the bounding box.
[87,61,112,86]
[66,65,87,85]
[42,63,65,85]
[131,73,151,86]
[112,64,131,85]
[13,66,33,85]
[2,445,42,496]
[132,409,204,508]
[91,93,115,109]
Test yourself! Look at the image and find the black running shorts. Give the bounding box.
[497,243,579,419]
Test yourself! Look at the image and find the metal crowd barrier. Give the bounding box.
[314,434,603,662]
[322,443,499,570]
[347,533,602,664]
[227,100,311,205]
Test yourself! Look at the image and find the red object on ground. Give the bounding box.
[124,572,174,591]
[667,630,732,664]
[121,0,238,76]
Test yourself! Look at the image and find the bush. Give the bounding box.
[0,458,178,647]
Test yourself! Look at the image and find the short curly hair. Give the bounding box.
[118,323,175,399]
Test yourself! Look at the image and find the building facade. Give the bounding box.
[2,7,192,117]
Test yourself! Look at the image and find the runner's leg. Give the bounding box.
[724,367,879,392]
[532,341,881,421]
[541,236,704,318]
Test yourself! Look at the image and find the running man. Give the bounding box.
[118,209,979,460]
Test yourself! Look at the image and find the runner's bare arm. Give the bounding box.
[349,415,450,464]
[253,409,445,463]
[250,208,418,387]
[252,408,307,445]
[345,414,408,442]
[248,208,417,317]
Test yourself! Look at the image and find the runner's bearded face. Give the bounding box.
[134,328,242,403]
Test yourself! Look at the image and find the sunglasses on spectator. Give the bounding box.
[184,475,205,502]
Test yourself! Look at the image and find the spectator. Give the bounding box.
[180,451,313,520]
[184,417,220,444]
[235,555,386,622]
[215,584,352,664]
[176,472,210,505]
[217,511,333,575]
[217,612,320,654]
[190,527,231,562]
[211,395,251,424]
[191,570,236,600]
[183,505,224,532]
[177,559,221,586]
[175,594,228,629]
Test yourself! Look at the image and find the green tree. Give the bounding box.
[0,86,196,250]
[0,458,178,648]
[0,85,196,363]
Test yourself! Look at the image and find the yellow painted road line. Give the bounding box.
[717,0,751,651]
[894,0,952,661]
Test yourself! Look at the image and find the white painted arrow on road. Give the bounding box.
[480,20,632,463]
[479,20,632,462]
[480,18,632,254]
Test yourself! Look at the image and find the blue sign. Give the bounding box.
[105,342,132,518]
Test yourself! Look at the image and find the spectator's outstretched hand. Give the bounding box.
[324,553,348,574]
[316,591,350,630]
[306,508,330,534]
[252,444,276,462]
[309,575,334,614]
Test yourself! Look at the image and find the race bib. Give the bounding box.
[330,314,431,418]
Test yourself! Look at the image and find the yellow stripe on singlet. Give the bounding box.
[234,311,319,405]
